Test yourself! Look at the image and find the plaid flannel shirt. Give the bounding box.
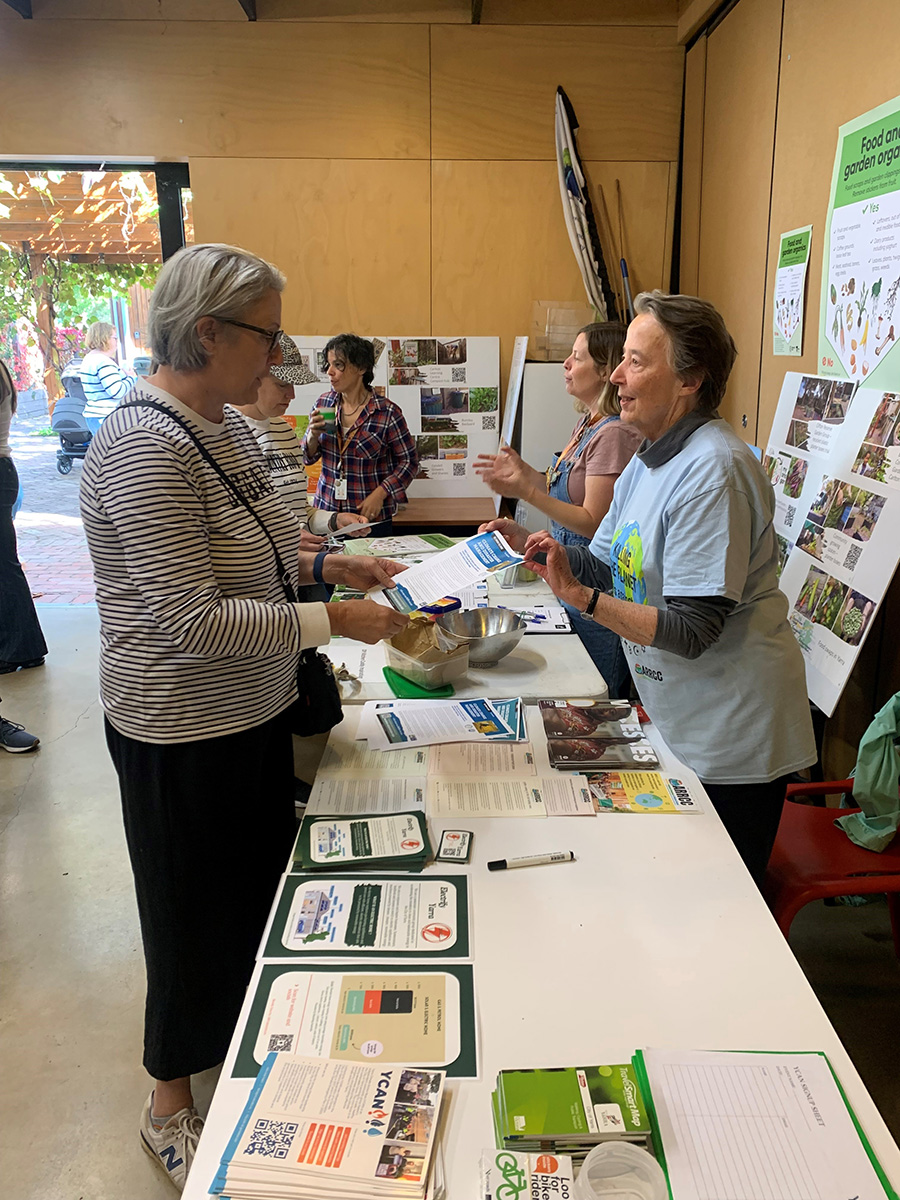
[302,389,418,520]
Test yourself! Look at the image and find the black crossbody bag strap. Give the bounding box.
[125,398,299,603]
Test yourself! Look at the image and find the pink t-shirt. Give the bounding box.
[564,418,643,507]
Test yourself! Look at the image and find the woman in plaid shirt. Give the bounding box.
[303,333,417,536]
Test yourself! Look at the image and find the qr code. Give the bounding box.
[451,366,466,382]
[268,1033,294,1052]
[844,542,862,571]
[784,504,796,529]
[244,1118,298,1158]
[452,462,466,477]
[482,414,497,431]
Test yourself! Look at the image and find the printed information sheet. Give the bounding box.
[233,962,477,1079]
[820,95,900,391]
[306,777,426,816]
[426,775,593,818]
[370,530,522,613]
[264,874,470,959]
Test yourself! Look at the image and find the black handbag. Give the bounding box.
[125,398,343,736]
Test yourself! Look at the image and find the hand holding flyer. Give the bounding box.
[370,530,523,613]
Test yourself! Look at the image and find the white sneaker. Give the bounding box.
[139,1093,204,1192]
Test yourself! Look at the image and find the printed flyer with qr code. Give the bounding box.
[211,1053,445,1197]
[232,962,476,1080]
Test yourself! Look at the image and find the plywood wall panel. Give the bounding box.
[431,159,675,390]
[0,22,430,160]
[758,0,900,443]
[696,0,782,441]
[190,158,431,335]
[482,0,678,24]
[431,26,683,161]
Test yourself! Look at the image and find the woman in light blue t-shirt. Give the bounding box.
[487,292,817,884]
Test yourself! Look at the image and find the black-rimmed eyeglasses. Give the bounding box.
[221,319,283,353]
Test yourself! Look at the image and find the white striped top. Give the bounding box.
[80,380,331,744]
[80,350,134,419]
[235,411,330,533]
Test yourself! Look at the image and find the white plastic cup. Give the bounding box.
[572,1142,668,1200]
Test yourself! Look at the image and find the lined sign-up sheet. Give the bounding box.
[641,1048,893,1200]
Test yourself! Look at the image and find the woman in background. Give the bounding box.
[0,358,47,680]
[232,333,367,550]
[80,321,133,434]
[303,333,417,537]
[474,323,641,698]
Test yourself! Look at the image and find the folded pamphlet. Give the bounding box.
[481,1148,575,1200]
[586,771,701,813]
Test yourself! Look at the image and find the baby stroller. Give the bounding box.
[52,363,92,475]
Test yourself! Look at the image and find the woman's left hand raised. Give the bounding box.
[473,445,541,500]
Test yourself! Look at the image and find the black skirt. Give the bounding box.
[105,706,297,1081]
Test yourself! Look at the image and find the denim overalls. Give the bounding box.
[548,415,631,700]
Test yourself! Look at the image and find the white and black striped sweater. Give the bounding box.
[80,381,331,744]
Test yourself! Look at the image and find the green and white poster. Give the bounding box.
[820,95,900,387]
[774,225,812,355]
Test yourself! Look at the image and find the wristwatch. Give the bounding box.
[327,512,340,533]
[581,587,601,618]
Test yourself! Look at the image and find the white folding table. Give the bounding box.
[184,709,900,1198]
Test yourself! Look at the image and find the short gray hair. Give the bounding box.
[633,290,737,415]
[149,243,285,372]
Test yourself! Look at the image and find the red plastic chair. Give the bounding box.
[763,781,900,958]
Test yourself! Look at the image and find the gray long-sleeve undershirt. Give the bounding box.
[561,545,737,660]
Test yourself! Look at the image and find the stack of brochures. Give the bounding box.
[491,1063,653,1164]
[358,697,526,751]
[538,699,660,770]
[211,1053,446,1199]
[292,811,432,872]
[481,1147,575,1199]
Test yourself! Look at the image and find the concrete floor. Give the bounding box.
[2,606,898,1198]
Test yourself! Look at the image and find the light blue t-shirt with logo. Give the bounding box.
[590,418,816,784]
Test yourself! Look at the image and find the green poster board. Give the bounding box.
[820,95,900,388]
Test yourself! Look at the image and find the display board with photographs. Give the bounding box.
[285,335,501,500]
[765,371,900,714]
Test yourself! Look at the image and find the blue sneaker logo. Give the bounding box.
[160,1143,184,1173]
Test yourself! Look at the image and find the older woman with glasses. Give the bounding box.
[81,243,409,1191]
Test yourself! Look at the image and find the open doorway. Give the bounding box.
[1,162,190,602]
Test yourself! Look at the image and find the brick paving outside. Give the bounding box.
[11,392,96,605]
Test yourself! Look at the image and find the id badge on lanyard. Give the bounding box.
[334,477,348,501]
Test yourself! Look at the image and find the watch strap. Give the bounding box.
[582,587,601,618]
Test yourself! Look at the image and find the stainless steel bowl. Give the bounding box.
[435,607,527,668]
